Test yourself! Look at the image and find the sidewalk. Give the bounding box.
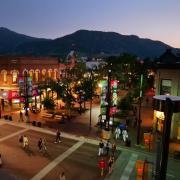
[1,97,180,155]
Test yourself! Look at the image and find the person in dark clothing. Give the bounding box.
[55,129,61,143]
[105,140,110,156]
[38,138,43,151]
[108,156,114,174]
[111,142,116,157]
[98,140,104,156]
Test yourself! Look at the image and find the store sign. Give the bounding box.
[100,80,118,116]
[8,90,20,100]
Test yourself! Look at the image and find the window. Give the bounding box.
[48,69,52,78]
[1,70,7,83]
[12,71,18,83]
[42,69,46,81]
[29,70,34,79]
[54,70,57,80]
[35,70,39,82]
[160,79,172,95]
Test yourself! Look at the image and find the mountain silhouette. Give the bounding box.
[0,27,179,58]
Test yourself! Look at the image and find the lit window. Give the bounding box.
[29,70,33,79]
[48,70,52,78]
[54,70,57,79]
[12,71,18,83]
[35,70,39,82]
[160,79,172,95]
[2,70,7,83]
[42,69,46,81]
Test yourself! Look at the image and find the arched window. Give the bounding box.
[35,69,40,82]
[29,70,34,79]
[42,69,46,81]
[54,69,58,80]
[1,70,7,83]
[48,69,52,78]
[11,70,18,83]
[23,69,28,76]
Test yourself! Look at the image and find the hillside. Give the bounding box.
[0,27,180,58]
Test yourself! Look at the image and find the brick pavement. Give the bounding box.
[1,119,180,179]
[2,97,180,154]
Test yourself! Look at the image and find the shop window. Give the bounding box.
[155,111,165,133]
[160,79,172,95]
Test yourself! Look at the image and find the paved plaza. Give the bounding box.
[0,97,179,179]
[0,119,179,180]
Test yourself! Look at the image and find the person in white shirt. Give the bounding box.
[23,135,29,149]
[115,127,121,139]
[122,129,128,142]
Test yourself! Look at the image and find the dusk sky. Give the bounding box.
[0,0,180,48]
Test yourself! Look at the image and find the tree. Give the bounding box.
[42,97,55,110]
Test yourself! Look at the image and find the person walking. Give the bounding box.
[38,138,43,152]
[19,111,23,122]
[23,135,29,150]
[42,138,47,155]
[105,140,110,156]
[59,172,66,180]
[122,129,128,142]
[55,129,61,143]
[98,158,106,176]
[111,142,116,157]
[115,127,121,140]
[19,135,24,147]
[108,156,114,174]
[98,140,104,156]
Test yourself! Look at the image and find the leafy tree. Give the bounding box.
[42,97,55,110]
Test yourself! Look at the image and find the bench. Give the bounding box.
[54,115,62,121]
[174,151,180,160]
[41,113,53,119]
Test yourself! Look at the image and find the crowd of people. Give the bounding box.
[98,139,117,176]
[18,129,62,155]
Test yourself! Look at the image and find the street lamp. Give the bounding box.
[105,66,112,131]
[137,60,144,145]
[153,95,180,180]
[89,70,93,129]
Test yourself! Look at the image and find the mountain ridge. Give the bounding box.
[0,27,179,58]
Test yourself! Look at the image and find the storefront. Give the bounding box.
[153,95,180,140]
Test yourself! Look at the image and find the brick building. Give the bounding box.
[0,55,75,111]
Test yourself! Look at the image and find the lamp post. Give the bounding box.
[24,71,29,116]
[89,70,93,129]
[137,60,144,145]
[105,66,112,131]
[153,95,180,179]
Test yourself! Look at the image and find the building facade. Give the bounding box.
[0,55,75,111]
[153,49,180,140]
